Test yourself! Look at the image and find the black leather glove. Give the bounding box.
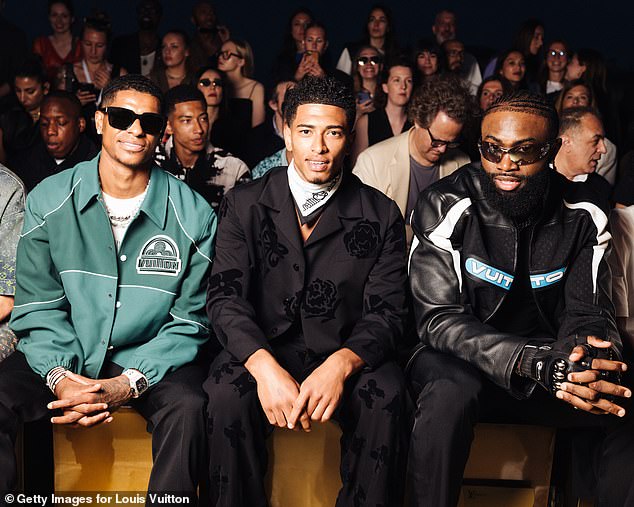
[516,336,619,395]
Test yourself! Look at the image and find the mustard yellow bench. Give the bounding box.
[53,408,554,507]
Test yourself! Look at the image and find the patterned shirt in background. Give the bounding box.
[0,165,25,360]
[251,148,288,179]
[155,137,250,210]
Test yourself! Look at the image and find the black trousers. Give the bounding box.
[203,337,408,507]
[406,348,634,507]
[0,351,207,504]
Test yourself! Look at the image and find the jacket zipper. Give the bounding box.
[483,225,516,323]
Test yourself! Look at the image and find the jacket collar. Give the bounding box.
[258,166,364,249]
[78,152,169,229]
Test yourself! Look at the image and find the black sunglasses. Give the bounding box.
[478,139,558,165]
[427,127,460,149]
[99,106,166,136]
[218,50,242,60]
[357,56,382,66]
[199,78,223,88]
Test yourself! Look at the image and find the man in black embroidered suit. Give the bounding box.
[204,76,408,506]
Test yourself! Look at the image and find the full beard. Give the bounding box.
[478,168,550,227]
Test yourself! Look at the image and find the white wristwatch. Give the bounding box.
[122,369,149,398]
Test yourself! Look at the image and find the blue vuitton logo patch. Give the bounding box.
[465,257,514,290]
[530,267,566,289]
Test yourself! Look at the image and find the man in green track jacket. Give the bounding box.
[1,75,216,502]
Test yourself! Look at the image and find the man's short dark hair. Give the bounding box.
[408,75,473,127]
[559,106,601,136]
[484,89,559,140]
[101,74,164,112]
[41,90,82,117]
[283,76,355,132]
[164,84,206,116]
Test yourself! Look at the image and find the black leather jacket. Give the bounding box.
[408,164,620,397]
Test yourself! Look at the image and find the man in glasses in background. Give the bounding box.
[406,90,634,506]
[431,9,482,95]
[354,75,471,242]
[2,75,215,502]
[155,84,249,211]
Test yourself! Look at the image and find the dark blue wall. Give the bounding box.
[5,0,632,86]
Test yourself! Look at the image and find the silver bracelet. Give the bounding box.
[46,366,68,394]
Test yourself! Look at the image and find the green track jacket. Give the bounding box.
[10,154,216,386]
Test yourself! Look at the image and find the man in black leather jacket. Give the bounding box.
[406,90,634,507]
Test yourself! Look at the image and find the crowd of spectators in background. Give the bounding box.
[0,0,632,195]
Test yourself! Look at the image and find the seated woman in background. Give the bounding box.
[272,7,313,81]
[538,39,569,99]
[336,4,398,75]
[71,14,126,106]
[65,14,126,141]
[495,48,529,91]
[477,76,507,112]
[483,18,544,84]
[351,59,413,163]
[33,0,81,83]
[565,48,618,142]
[353,45,383,121]
[554,79,596,114]
[412,39,442,85]
[196,66,246,159]
[565,48,606,90]
[150,30,194,93]
[556,79,617,186]
[0,60,49,164]
[0,165,25,361]
[217,39,265,127]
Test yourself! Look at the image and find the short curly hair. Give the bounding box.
[163,84,206,116]
[408,74,474,128]
[101,74,164,111]
[283,76,356,132]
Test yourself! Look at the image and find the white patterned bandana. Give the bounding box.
[287,160,342,225]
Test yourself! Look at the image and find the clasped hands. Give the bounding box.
[47,372,131,427]
[556,336,631,416]
[245,348,362,432]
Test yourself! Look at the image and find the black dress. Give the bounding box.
[367,108,412,147]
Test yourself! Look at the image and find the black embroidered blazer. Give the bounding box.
[206,167,408,368]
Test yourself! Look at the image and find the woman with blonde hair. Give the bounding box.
[217,39,265,127]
